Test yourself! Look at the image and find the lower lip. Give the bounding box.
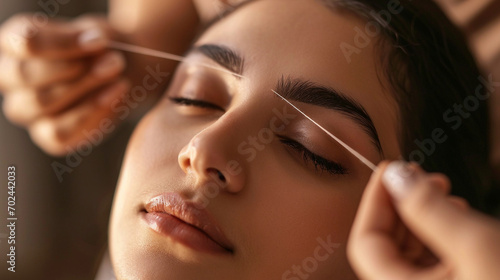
[141,211,230,255]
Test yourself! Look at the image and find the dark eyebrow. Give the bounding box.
[191,44,244,76]
[276,76,383,154]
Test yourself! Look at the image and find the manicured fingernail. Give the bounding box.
[382,161,420,200]
[93,52,125,77]
[79,29,107,50]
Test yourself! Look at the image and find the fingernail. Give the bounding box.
[93,52,125,77]
[382,161,420,201]
[79,29,107,50]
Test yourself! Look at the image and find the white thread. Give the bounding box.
[108,41,246,79]
[108,41,377,171]
[272,90,378,171]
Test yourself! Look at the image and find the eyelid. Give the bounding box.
[168,97,226,112]
[277,136,348,175]
[167,61,233,105]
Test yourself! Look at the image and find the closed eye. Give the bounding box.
[278,136,348,175]
[169,97,225,112]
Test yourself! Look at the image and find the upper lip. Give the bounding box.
[144,192,233,252]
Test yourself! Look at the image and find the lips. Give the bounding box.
[141,192,233,255]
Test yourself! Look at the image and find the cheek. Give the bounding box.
[109,104,197,278]
[239,164,365,278]
[120,102,189,183]
[110,103,186,236]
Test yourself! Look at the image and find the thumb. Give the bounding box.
[382,161,472,265]
[0,14,110,59]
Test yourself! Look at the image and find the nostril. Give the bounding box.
[207,168,226,183]
[217,170,226,183]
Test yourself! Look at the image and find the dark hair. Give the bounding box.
[323,0,493,212]
[206,0,494,212]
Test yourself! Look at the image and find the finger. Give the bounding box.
[0,14,110,59]
[0,54,86,90]
[2,51,125,125]
[381,161,481,265]
[347,162,413,279]
[400,228,426,262]
[28,78,129,156]
[426,171,451,195]
[348,161,452,280]
[348,161,405,279]
[350,231,451,280]
[448,196,469,210]
[349,161,397,234]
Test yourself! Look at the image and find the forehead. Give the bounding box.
[200,0,377,81]
[196,0,400,159]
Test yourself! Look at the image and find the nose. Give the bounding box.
[178,126,245,193]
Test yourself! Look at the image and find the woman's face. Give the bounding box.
[110,0,400,279]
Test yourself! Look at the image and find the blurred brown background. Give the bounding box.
[435,0,500,213]
[0,0,499,280]
[436,0,500,147]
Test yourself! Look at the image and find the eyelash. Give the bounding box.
[170,97,348,176]
[169,97,225,111]
[278,136,348,175]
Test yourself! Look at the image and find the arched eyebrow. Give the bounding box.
[277,76,383,155]
[190,44,244,77]
[189,44,383,155]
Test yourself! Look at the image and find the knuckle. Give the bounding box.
[2,97,20,124]
[1,14,42,55]
[28,119,68,156]
[0,55,22,88]
[427,174,451,195]
[1,14,33,35]
[448,196,469,209]
[2,94,30,125]
[433,173,451,190]
[8,88,50,112]
[4,14,34,26]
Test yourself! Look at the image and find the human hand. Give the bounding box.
[0,14,129,156]
[348,161,500,280]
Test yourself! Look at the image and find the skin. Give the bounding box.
[1,0,498,279]
[349,161,500,280]
[0,0,230,156]
[109,0,400,279]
